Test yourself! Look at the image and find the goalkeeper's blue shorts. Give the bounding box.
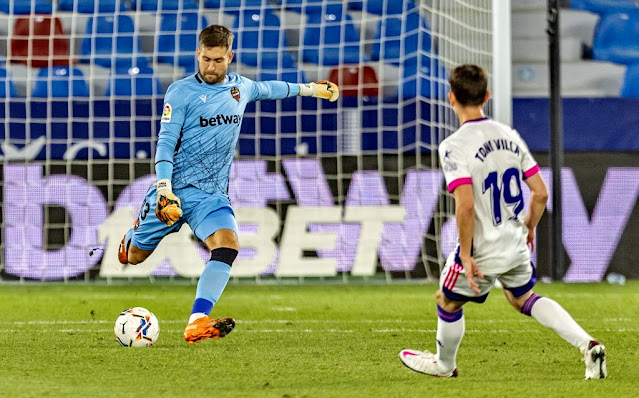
[130,184,238,251]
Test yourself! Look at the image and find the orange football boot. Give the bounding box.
[184,316,235,344]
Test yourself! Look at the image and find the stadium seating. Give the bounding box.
[621,64,639,97]
[31,67,90,98]
[233,9,296,69]
[280,0,341,14]
[0,68,18,98]
[255,69,308,111]
[592,12,639,64]
[0,0,52,15]
[328,65,378,97]
[105,66,163,96]
[258,69,306,83]
[400,53,447,99]
[58,0,131,13]
[302,3,363,65]
[348,0,418,15]
[10,16,70,68]
[81,15,145,68]
[136,0,199,11]
[570,0,639,14]
[218,0,278,13]
[156,12,208,72]
[371,4,431,65]
[3,0,633,102]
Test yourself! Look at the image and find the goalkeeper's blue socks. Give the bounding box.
[188,248,237,323]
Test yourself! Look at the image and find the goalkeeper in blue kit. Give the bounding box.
[117,25,339,344]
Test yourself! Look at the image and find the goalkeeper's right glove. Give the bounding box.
[155,179,182,226]
[298,80,340,102]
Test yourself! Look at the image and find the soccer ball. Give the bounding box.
[114,307,160,347]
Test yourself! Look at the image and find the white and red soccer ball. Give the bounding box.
[114,307,160,347]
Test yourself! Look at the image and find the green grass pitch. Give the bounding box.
[1,281,638,397]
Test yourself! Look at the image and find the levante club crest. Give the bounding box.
[231,87,240,102]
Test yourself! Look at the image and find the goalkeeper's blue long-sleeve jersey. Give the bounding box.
[155,72,300,195]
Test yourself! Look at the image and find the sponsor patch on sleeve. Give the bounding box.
[443,160,458,172]
[161,103,172,123]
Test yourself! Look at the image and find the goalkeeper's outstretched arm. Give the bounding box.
[245,78,339,102]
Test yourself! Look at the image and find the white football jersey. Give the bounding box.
[438,117,539,274]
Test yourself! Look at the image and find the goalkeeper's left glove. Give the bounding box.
[155,179,182,226]
[298,80,339,102]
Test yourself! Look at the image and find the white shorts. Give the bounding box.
[439,250,536,303]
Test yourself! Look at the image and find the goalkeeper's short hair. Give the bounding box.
[199,25,234,52]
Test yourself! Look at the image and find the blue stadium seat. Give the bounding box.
[81,15,145,68]
[279,0,340,14]
[32,67,90,98]
[348,0,417,15]
[217,0,276,13]
[0,68,18,98]
[137,0,199,11]
[0,0,52,14]
[400,54,447,99]
[257,69,307,83]
[233,9,296,69]
[346,0,364,10]
[156,12,208,72]
[248,69,310,131]
[621,64,639,97]
[106,66,163,96]
[58,0,131,13]
[371,4,431,65]
[593,12,639,64]
[570,0,639,14]
[302,4,363,65]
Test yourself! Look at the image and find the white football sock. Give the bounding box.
[530,297,594,352]
[435,309,465,371]
[188,312,207,324]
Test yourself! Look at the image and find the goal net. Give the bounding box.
[0,0,506,282]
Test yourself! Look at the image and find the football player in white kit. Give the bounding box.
[399,65,607,379]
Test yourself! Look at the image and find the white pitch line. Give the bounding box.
[0,317,633,326]
[0,328,636,334]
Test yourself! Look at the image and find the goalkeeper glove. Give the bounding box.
[298,80,339,102]
[155,179,182,226]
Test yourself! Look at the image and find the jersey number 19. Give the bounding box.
[482,167,524,226]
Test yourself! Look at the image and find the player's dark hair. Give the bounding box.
[199,25,234,51]
[449,64,488,106]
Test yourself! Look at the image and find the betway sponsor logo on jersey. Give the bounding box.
[200,114,243,127]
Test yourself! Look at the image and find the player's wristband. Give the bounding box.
[298,83,314,97]
[156,178,172,195]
